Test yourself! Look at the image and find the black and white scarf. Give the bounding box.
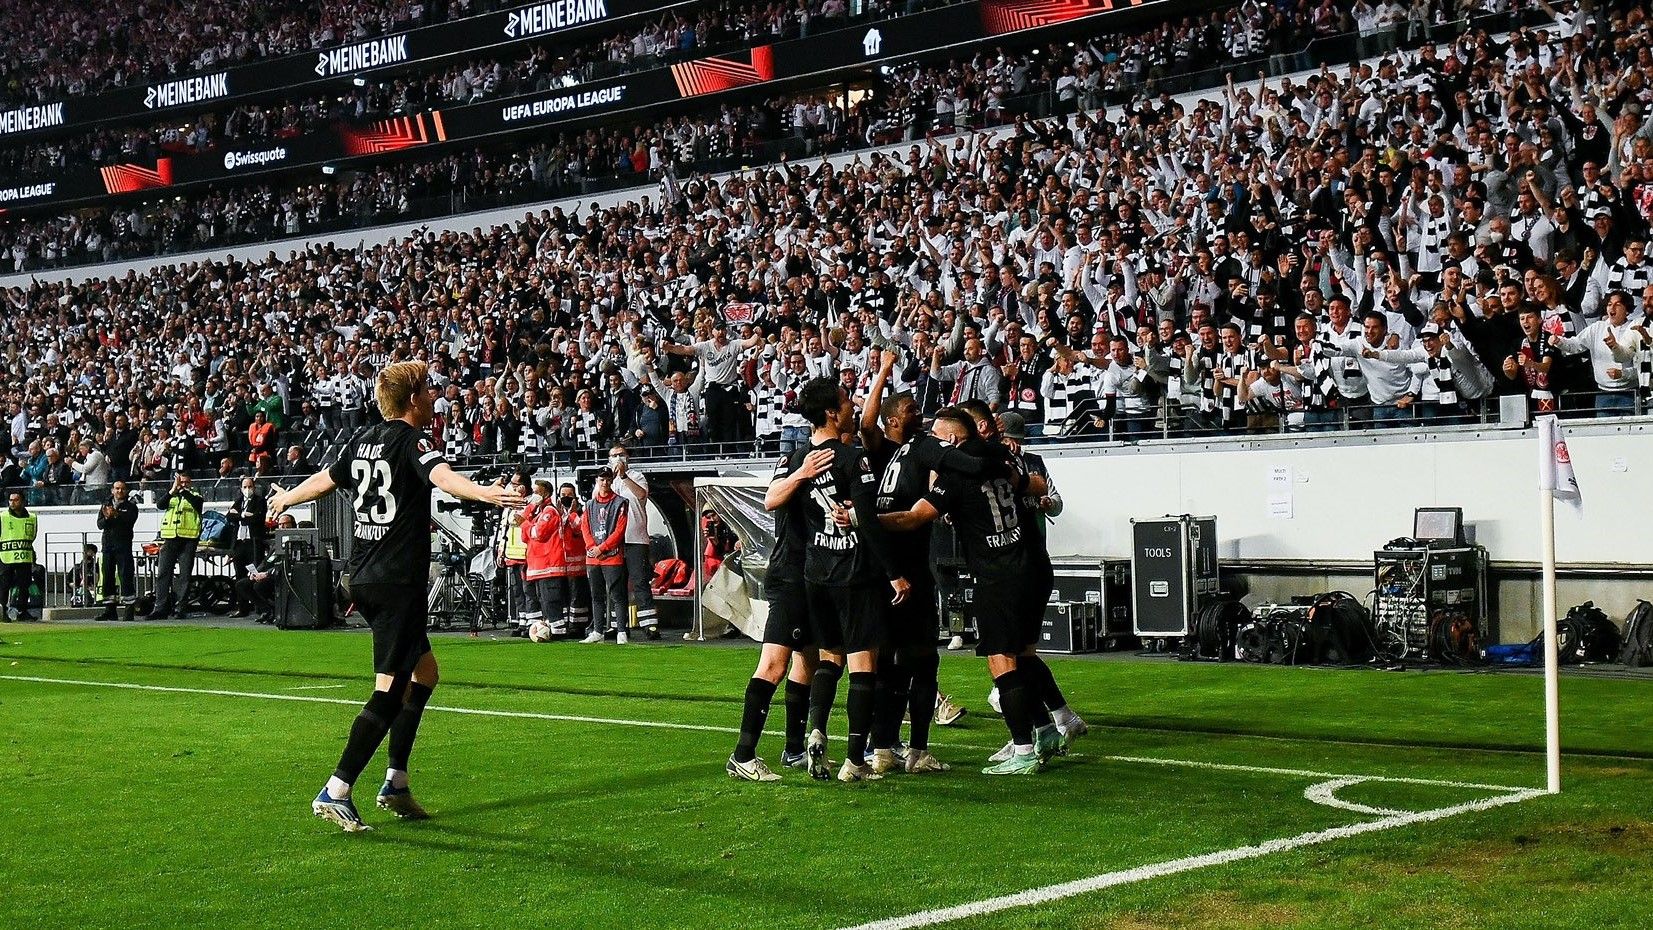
[1297,340,1337,409]
[1427,351,1459,406]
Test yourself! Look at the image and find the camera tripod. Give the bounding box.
[426,522,505,634]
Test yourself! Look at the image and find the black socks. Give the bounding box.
[734,677,778,763]
[332,687,404,786]
[905,651,940,751]
[807,661,843,735]
[783,679,810,755]
[386,682,434,773]
[992,669,1035,747]
[845,671,877,766]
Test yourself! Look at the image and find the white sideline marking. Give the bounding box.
[1,674,1537,793]
[281,684,347,691]
[1302,778,1407,817]
[1104,753,1530,794]
[837,787,1546,930]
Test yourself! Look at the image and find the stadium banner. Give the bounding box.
[0,0,687,139]
[4,0,1170,210]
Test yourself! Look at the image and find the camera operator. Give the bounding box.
[148,471,204,620]
[226,476,269,617]
[95,481,139,621]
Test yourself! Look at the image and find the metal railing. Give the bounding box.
[38,530,240,610]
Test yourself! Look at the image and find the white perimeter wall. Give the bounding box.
[1041,421,1651,568]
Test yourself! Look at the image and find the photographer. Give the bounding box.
[148,471,204,620]
[95,481,139,621]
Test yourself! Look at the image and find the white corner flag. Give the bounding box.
[1535,414,1578,794]
[1538,415,1582,511]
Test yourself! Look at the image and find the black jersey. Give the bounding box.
[328,419,447,586]
[1016,448,1054,556]
[873,437,936,581]
[799,438,898,587]
[766,452,809,587]
[921,440,1028,579]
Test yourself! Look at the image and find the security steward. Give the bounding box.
[2,491,38,621]
[148,471,204,619]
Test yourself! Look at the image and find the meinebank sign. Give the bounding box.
[314,35,411,77]
[0,182,55,203]
[145,73,230,110]
[223,147,289,171]
[0,102,66,136]
[505,0,609,38]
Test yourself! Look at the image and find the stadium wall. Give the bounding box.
[1034,420,1653,641]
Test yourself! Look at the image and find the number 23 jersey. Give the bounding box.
[328,419,448,585]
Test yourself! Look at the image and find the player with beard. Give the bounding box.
[856,350,989,774]
[879,407,1059,775]
[726,446,834,781]
[795,377,911,782]
[272,361,523,831]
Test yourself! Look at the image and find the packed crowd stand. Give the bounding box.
[0,0,955,185]
[0,0,1506,272]
[4,0,1650,516]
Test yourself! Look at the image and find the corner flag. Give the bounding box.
[1537,415,1581,511]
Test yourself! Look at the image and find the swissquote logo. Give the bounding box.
[144,73,229,110]
[505,0,609,38]
[315,35,410,76]
[222,147,289,171]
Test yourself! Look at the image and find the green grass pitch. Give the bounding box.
[3,624,1652,930]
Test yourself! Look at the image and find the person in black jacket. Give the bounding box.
[225,476,269,616]
[96,480,139,621]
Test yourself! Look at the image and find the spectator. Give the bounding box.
[95,480,139,621]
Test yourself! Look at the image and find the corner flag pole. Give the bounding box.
[1536,415,1562,794]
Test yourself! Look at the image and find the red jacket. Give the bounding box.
[524,502,567,581]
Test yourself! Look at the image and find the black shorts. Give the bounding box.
[972,573,1043,657]
[806,581,886,654]
[883,577,939,654]
[353,583,432,676]
[762,578,814,650]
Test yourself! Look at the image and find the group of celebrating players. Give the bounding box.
[272,352,1088,832]
[726,348,1088,782]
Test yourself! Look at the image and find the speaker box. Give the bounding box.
[276,558,336,630]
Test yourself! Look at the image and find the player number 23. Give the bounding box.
[350,459,398,524]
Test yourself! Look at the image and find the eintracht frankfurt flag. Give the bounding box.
[1538,415,1582,511]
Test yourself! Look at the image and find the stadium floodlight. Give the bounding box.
[322,165,336,176]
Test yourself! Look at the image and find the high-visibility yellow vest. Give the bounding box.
[159,494,201,540]
[0,510,37,564]
[502,518,528,561]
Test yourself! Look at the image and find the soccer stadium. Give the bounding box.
[3,0,1652,926]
